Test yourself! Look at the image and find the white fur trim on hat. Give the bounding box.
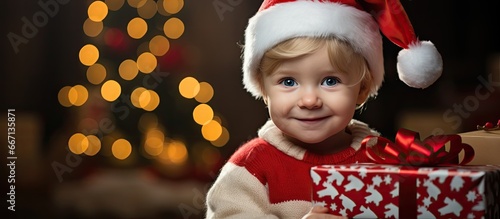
[242,1,384,98]
[397,41,443,88]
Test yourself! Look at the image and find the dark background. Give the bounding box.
[1,0,499,218]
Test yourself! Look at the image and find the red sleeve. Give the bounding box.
[228,138,276,185]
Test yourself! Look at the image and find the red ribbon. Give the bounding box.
[362,128,475,166]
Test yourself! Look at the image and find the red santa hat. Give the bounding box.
[242,0,443,98]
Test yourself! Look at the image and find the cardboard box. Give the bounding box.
[311,164,500,219]
[459,130,500,165]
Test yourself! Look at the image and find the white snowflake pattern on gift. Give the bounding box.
[422,196,432,207]
[466,190,477,202]
[372,175,383,187]
[311,169,321,185]
[339,194,355,212]
[357,166,368,179]
[465,170,485,181]
[330,203,337,211]
[339,208,347,216]
[365,185,383,206]
[390,181,399,198]
[426,169,449,183]
[318,181,339,199]
[416,178,421,200]
[477,175,485,197]
[472,177,486,212]
[438,197,463,217]
[417,205,436,219]
[384,203,398,218]
[326,168,345,185]
[353,206,377,218]
[450,174,465,192]
[472,199,485,211]
[453,169,484,193]
[345,175,364,192]
[383,175,392,185]
[423,179,441,201]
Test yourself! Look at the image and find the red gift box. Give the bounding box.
[310,128,500,219]
[311,164,500,218]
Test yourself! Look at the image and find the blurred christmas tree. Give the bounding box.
[56,0,227,181]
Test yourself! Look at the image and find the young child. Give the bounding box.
[206,0,443,218]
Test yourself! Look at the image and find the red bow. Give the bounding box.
[362,129,475,166]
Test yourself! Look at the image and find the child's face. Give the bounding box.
[262,46,365,145]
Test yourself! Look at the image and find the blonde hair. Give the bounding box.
[258,37,373,104]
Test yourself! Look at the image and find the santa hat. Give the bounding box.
[242,0,443,98]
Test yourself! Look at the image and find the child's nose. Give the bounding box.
[298,90,322,109]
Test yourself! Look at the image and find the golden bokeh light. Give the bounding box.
[112,139,132,160]
[88,1,108,22]
[210,126,229,147]
[84,135,101,156]
[212,115,222,124]
[105,0,125,11]
[101,80,121,102]
[58,86,72,107]
[137,52,157,73]
[163,17,184,39]
[193,104,214,125]
[179,77,200,99]
[83,18,103,37]
[68,133,89,155]
[167,140,188,164]
[87,63,107,85]
[143,128,165,156]
[68,85,88,106]
[149,35,170,56]
[163,0,184,14]
[194,82,214,103]
[137,0,157,19]
[131,87,147,108]
[118,59,139,80]
[79,44,99,66]
[156,0,168,16]
[139,90,160,111]
[144,141,163,156]
[127,0,147,8]
[159,140,187,164]
[201,120,222,141]
[145,128,164,147]
[137,90,152,110]
[127,17,148,39]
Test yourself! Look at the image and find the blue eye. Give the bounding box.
[280,78,297,87]
[322,77,340,86]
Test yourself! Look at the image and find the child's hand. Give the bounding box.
[302,206,347,219]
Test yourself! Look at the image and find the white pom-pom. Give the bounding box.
[397,41,443,89]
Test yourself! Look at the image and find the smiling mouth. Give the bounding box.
[296,116,329,122]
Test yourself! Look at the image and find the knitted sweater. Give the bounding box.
[206,119,379,219]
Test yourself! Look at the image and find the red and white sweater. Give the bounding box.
[206,119,379,218]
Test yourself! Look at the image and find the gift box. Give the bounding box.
[311,164,500,219]
[459,129,500,165]
[310,128,500,218]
